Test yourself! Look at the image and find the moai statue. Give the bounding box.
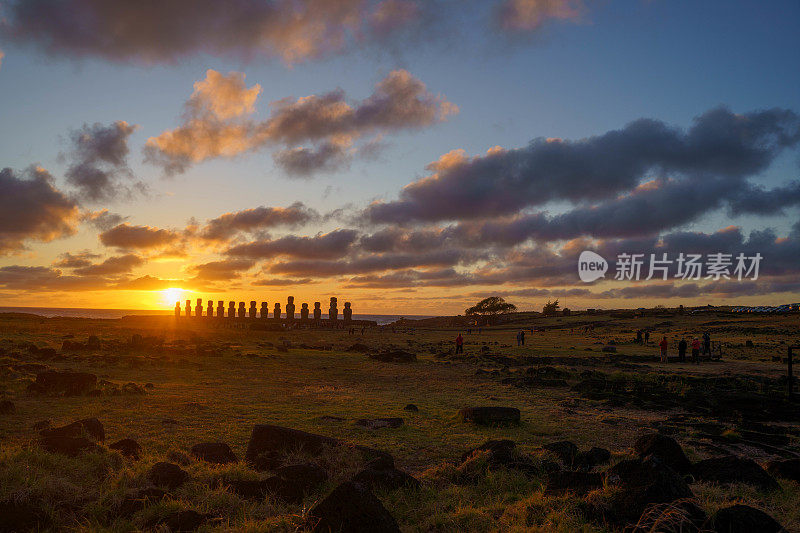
[195,298,203,318]
[329,297,338,322]
[185,300,192,317]
[343,301,352,323]
[313,302,322,323]
[238,302,246,318]
[260,302,269,319]
[207,300,214,318]
[217,301,225,318]
[286,296,296,321]
[300,303,309,322]
[249,301,257,318]
[273,302,282,320]
[228,301,236,318]
[174,302,181,318]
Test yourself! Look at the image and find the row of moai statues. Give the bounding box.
[175,296,352,322]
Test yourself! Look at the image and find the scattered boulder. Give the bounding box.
[121,382,145,394]
[29,371,97,395]
[459,406,520,426]
[0,400,14,414]
[306,481,400,533]
[574,447,611,470]
[599,457,693,525]
[87,336,101,349]
[634,433,692,474]
[40,417,104,442]
[543,441,578,466]
[148,462,189,490]
[365,455,396,471]
[274,463,329,488]
[692,456,779,492]
[461,439,516,466]
[711,504,783,533]
[157,510,209,532]
[352,467,420,491]
[190,442,237,464]
[39,436,96,456]
[763,458,800,482]
[168,450,192,466]
[109,438,141,459]
[368,350,416,363]
[0,500,49,532]
[545,471,603,495]
[346,343,370,353]
[356,418,404,429]
[118,487,165,517]
[404,404,419,412]
[635,499,707,533]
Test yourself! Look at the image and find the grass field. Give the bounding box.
[1,309,798,531]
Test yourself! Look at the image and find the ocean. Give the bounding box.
[0,307,434,326]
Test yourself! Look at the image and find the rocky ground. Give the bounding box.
[0,310,798,532]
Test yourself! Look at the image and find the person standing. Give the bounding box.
[520,330,525,346]
[516,331,521,346]
[691,337,701,364]
[455,333,464,354]
[702,332,711,356]
[678,338,687,363]
[644,331,650,344]
[636,329,643,344]
[659,336,668,363]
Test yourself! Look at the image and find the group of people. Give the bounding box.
[516,330,526,346]
[658,331,712,364]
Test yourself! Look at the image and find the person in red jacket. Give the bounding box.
[691,337,701,365]
[659,336,668,363]
[455,333,464,354]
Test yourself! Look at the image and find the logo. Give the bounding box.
[578,251,608,282]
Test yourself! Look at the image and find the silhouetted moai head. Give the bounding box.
[286,296,295,319]
[228,301,236,318]
[329,296,338,321]
[217,301,225,317]
[196,298,203,317]
[300,303,309,320]
[249,301,257,318]
[313,302,321,320]
[207,300,214,317]
[343,301,352,321]
[273,302,281,319]
[174,302,181,317]
[260,302,269,318]
[238,301,246,318]
[185,300,192,317]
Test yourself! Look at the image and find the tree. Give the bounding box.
[542,299,560,316]
[465,297,517,324]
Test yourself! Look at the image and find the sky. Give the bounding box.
[0,0,799,314]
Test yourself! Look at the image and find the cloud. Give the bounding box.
[99,223,183,250]
[496,0,584,32]
[226,229,359,259]
[72,254,145,276]
[188,259,255,281]
[364,107,800,224]
[0,265,107,291]
[145,68,457,176]
[0,166,80,254]
[63,121,140,201]
[252,277,317,286]
[200,202,319,241]
[53,251,101,269]
[81,209,127,231]
[0,49,4,69]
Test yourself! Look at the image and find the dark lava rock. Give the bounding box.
[168,450,192,466]
[0,500,49,532]
[543,441,578,465]
[0,400,14,414]
[109,438,141,459]
[711,504,783,533]
[356,417,404,429]
[634,433,692,474]
[574,447,611,470]
[368,350,416,363]
[148,462,189,490]
[228,463,328,503]
[365,455,396,471]
[40,417,104,442]
[404,404,419,412]
[306,481,400,533]
[692,456,779,492]
[39,435,96,456]
[461,439,516,465]
[459,406,520,426]
[636,500,707,533]
[600,457,693,525]
[274,463,329,487]
[190,442,237,464]
[118,487,165,517]
[30,371,97,395]
[346,343,370,353]
[245,424,391,469]
[352,467,420,491]
[121,382,145,394]
[602,345,617,353]
[158,510,209,532]
[764,458,800,482]
[545,471,603,495]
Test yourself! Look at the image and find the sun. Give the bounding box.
[160,287,185,307]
